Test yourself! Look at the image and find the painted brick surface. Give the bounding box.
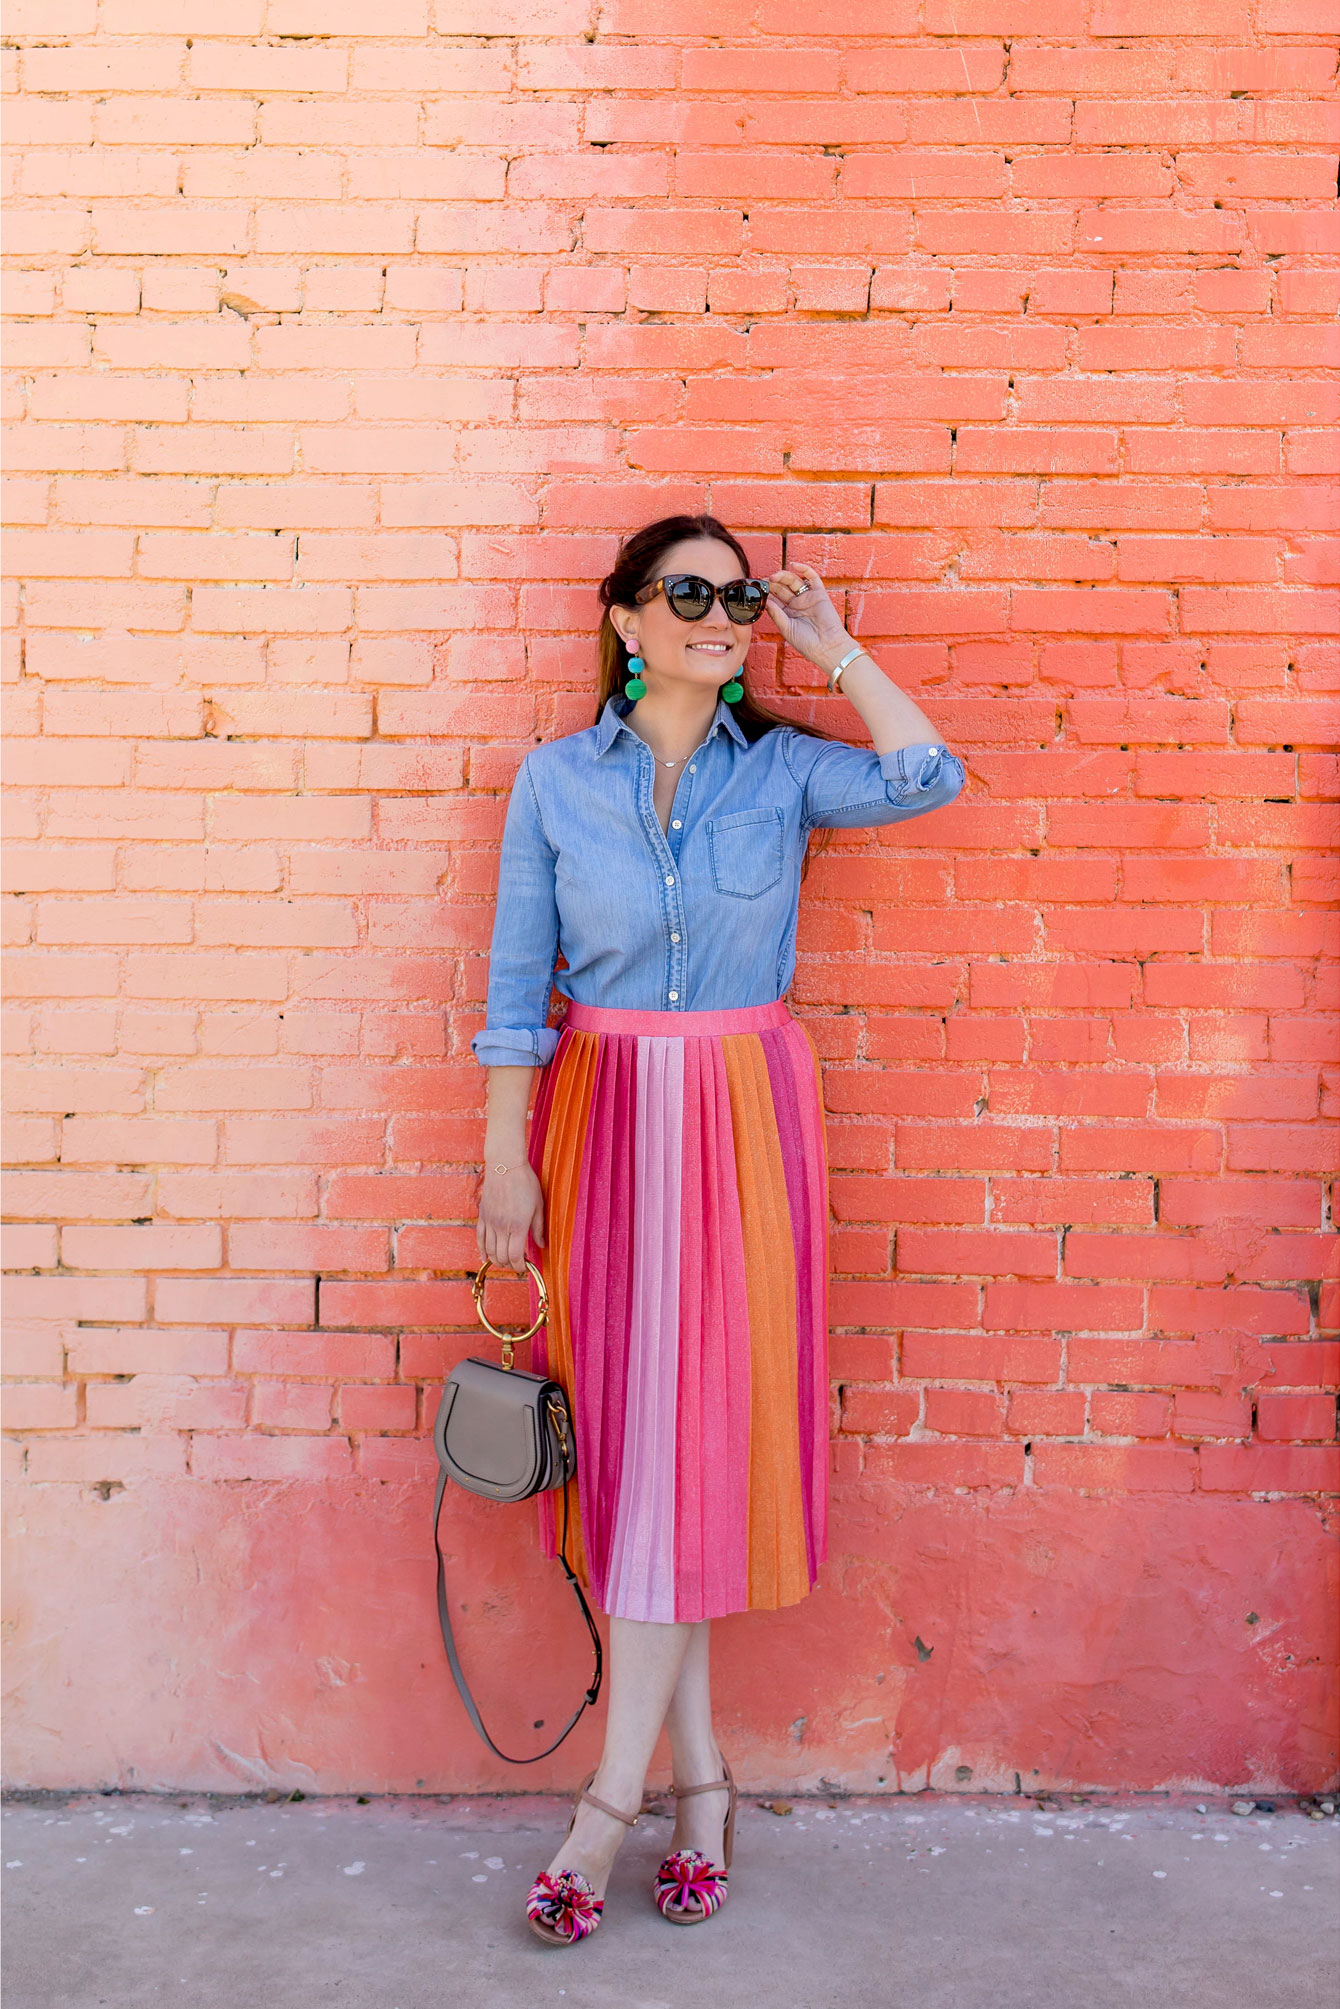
[2,0,1338,1795]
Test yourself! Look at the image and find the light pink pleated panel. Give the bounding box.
[604,1036,684,1624]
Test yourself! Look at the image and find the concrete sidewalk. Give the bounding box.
[3,1790,1337,2009]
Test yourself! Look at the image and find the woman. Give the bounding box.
[471,514,964,1946]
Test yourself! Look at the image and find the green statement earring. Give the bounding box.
[721,676,744,702]
[625,654,647,699]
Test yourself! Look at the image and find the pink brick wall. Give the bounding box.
[3,0,1338,1795]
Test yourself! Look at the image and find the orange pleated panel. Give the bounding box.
[527,1026,599,1589]
[720,1032,810,1610]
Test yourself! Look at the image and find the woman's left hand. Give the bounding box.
[765,563,849,670]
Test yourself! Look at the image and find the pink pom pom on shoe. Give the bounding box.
[526,1868,603,1945]
[523,1770,641,1947]
[654,1758,737,1926]
[654,1847,729,1923]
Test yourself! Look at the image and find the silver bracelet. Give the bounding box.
[827,644,871,694]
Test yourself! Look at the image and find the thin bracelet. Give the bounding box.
[827,644,872,694]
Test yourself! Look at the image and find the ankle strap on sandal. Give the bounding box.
[581,1787,639,1826]
[672,1776,730,1799]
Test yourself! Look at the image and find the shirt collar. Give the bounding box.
[593,692,748,757]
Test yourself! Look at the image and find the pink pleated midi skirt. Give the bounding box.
[522,997,830,1625]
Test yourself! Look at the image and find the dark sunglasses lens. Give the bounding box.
[664,575,715,619]
[723,580,768,623]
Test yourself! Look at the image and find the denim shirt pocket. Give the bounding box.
[706,805,785,899]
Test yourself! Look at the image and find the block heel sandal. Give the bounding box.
[654,1759,737,1925]
[525,1771,640,1947]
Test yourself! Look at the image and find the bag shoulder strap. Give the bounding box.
[431,1463,603,1766]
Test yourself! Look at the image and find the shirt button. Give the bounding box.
[670,932,680,943]
[665,873,674,885]
[668,991,679,1002]
[688,764,696,773]
[672,819,682,829]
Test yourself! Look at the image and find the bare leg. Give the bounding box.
[545,1615,692,1899]
[663,1619,729,1860]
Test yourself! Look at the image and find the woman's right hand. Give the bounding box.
[476,1160,546,1276]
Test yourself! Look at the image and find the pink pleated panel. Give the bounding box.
[674,1033,752,1622]
[760,1019,831,1576]
[565,1029,636,1607]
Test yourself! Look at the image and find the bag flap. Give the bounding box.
[435,1357,547,1501]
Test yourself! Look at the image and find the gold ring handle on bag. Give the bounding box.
[471,1257,548,1370]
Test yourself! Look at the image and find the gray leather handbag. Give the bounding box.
[431,1258,603,1763]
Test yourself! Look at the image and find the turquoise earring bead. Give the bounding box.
[721,678,744,702]
[625,654,646,699]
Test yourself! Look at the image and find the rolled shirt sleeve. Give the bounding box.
[470,756,563,1069]
[784,732,967,832]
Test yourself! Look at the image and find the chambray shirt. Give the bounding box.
[471,695,966,1068]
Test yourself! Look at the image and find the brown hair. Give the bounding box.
[595,514,840,751]
[595,514,838,872]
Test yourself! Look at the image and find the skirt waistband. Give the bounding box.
[562,997,792,1038]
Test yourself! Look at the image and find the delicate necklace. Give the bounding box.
[630,724,706,767]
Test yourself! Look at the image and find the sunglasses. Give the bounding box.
[634,573,771,625]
